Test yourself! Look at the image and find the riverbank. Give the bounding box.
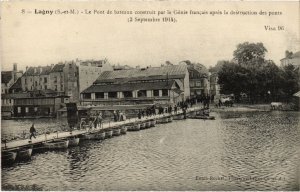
[212,104,271,112]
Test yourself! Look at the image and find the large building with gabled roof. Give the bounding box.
[80,65,190,106]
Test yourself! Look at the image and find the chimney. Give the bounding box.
[13,63,17,71]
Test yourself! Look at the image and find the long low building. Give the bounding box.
[80,65,190,106]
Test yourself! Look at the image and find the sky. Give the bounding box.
[1,1,299,72]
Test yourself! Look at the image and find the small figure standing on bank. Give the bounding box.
[29,123,36,140]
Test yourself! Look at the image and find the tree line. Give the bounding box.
[209,42,299,104]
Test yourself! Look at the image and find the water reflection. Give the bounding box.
[1,111,299,190]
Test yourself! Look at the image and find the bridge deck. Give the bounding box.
[2,107,200,151]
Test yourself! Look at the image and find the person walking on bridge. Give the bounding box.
[29,123,36,140]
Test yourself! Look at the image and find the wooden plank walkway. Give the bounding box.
[1,106,201,151]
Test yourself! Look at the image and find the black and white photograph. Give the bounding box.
[1,0,299,191]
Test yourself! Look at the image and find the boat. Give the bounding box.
[112,128,121,136]
[1,151,17,165]
[168,116,173,122]
[43,140,69,149]
[95,132,106,140]
[68,137,80,146]
[188,115,215,120]
[17,148,33,160]
[139,122,146,129]
[131,124,140,131]
[80,133,96,140]
[120,126,127,134]
[145,121,151,128]
[188,108,215,120]
[150,119,156,127]
[125,125,134,131]
[173,114,184,120]
[157,117,168,124]
[105,130,113,138]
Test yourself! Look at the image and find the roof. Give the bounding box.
[281,51,300,61]
[186,63,209,76]
[9,77,22,90]
[291,51,300,58]
[293,91,300,97]
[1,92,30,99]
[1,71,13,84]
[57,106,92,112]
[82,80,177,93]
[24,66,52,76]
[50,64,65,73]
[95,65,187,84]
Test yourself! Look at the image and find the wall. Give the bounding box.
[78,60,113,93]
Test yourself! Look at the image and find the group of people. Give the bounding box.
[80,112,103,130]
[137,98,198,119]
[113,110,126,122]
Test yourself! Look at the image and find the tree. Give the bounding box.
[209,60,227,73]
[233,42,267,66]
[218,61,249,102]
[281,64,300,100]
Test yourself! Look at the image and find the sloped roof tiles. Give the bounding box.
[82,80,177,93]
[95,65,187,84]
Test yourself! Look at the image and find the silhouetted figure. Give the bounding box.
[29,124,36,140]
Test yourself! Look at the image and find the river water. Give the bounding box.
[1,111,300,191]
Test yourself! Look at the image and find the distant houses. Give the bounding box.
[1,60,217,118]
[1,59,113,118]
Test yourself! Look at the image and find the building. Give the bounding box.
[209,72,221,101]
[78,59,113,93]
[21,65,52,91]
[12,90,69,117]
[80,65,190,106]
[280,51,300,68]
[180,61,210,97]
[1,92,29,118]
[21,62,79,102]
[1,63,23,94]
[9,78,23,93]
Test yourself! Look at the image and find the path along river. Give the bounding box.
[1,110,299,190]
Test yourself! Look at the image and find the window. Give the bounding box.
[45,85,47,89]
[83,93,91,99]
[61,85,64,91]
[137,90,147,97]
[162,89,168,96]
[55,85,57,91]
[123,91,133,98]
[44,77,47,83]
[153,90,159,97]
[18,107,21,113]
[196,81,201,87]
[95,92,104,99]
[108,92,117,98]
[25,78,27,84]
